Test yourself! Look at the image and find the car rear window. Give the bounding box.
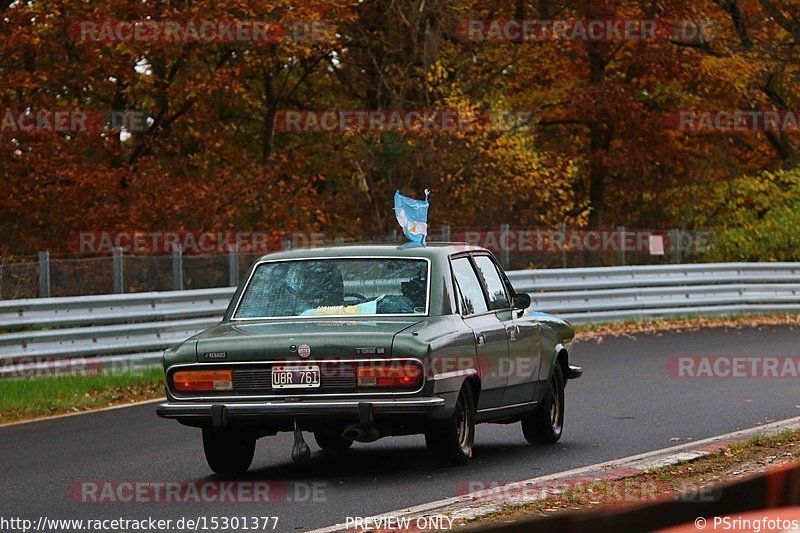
[234,258,429,319]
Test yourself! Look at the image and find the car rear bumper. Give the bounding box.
[156,397,447,427]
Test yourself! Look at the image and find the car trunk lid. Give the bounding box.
[194,319,422,363]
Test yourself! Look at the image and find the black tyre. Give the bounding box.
[522,363,565,444]
[425,384,475,466]
[202,428,256,475]
[314,430,353,450]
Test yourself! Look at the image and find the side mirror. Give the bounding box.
[513,293,531,310]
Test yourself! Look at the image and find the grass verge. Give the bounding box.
[0,368,165,424]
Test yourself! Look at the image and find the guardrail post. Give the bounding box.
[670,229,682,263]
[171,245,183,291]
[227,245,239,287]
[38,251,51,298]
[617,226,626,266]
[500,224,510,269]
[441,224,451,242]
[112,247,124,293]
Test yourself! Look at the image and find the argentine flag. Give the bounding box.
[394,190,430,245]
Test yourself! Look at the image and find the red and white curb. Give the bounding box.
[310,416,800,532]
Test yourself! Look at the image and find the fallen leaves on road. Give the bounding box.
[576,314,800,344]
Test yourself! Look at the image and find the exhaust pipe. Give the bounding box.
[342,424,382,443]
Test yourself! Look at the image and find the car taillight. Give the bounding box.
[357,364,422,388]
[172,370,233,392]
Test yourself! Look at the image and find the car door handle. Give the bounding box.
[476,333,485,346]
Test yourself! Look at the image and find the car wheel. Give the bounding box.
[425,384,475,466]
[314,430,353,450]
[522,363,564,444]
[202,428,256,475]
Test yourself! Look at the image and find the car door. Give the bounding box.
[450,255,509,410]
[472,254,542,406]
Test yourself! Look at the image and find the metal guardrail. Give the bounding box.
[0,288,234,377]
[1,263,798,377]
[507,262,800,323]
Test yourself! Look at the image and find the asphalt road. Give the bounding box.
[1,326,799,532]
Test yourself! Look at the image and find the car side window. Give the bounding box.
[451,257,489,315]
[472,255,510,310]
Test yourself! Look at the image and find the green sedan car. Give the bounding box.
[157,243,581,474]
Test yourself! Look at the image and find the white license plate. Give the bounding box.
[271,365,321,389]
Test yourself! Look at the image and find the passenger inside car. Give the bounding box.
[401,277,426,309]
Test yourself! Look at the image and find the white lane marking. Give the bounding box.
[308,415,800,533]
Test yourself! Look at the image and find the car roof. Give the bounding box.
[256,242,488,261]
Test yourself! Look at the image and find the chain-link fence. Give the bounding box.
[0,227,713,300]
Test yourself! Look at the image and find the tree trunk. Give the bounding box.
[586,47,610,230]
[262,67,278,170]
